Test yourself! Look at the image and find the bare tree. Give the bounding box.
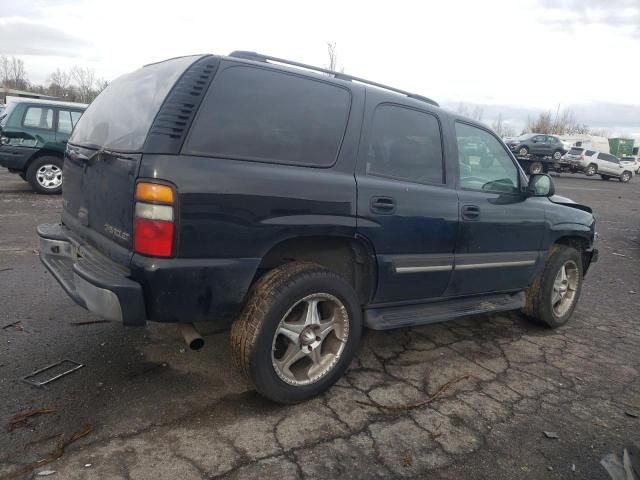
[491,114,515,138]
[71,66,97,103]
[47,68,73,99]
[524,108,581,135]
[456,103,483,121]
[0,55,29,90]
[327,42,338,71]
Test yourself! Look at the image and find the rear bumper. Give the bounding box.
[37,223,147,326]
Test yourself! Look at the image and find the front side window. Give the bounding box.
[532,135,546,143]
[184,66,351,167]
[456,122,520,194]
[365,105,444,184]
[23,107,53,129]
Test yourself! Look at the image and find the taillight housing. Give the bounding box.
[133,182,176,257]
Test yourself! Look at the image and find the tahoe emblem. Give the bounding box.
[104,224,130,241]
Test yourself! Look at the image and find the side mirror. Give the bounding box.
[528,174,555,197]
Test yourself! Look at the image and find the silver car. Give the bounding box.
[567,149,634,182]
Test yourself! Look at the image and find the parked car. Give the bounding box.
[566,149,634,182]
[506,134,567,161]
[37,52,598,403]
[620,155,640,174]
[0,98,86,194]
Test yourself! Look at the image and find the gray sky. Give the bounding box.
[1,0,639,138]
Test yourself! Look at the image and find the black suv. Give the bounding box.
[507,134,567,160]
[37,52,598,403]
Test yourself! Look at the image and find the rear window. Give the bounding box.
[70,55,200,151]
[183,65,351,167]
[569,147,584,155]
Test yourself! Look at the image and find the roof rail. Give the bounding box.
[228,51,439,107]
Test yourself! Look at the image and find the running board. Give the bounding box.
[364,292,525,330]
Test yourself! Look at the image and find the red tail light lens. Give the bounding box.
[133,218,174,257]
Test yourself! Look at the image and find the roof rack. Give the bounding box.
[228,51,439,107]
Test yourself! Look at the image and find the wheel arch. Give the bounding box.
[24,149,64,172]
[254,235,377,305]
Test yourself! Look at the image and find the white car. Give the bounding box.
[621,156,640,174]
[566,149,634,182]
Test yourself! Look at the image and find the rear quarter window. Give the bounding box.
[183,65,351,167]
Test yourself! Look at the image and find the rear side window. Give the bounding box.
[365,104,444,184]
[57,110,83,134]
[70,55,200,151]
[23,107,53,129]
[183,66,351,167]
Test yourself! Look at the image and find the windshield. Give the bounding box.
[69,55,201,151]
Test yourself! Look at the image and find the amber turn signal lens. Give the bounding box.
[135,183,174,204]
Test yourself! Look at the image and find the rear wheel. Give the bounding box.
[529,161,543,175]
[230,262,362,403]
[518,146,529,156]
[26,156,63,194]
[585,163,597,176]
[523,245,583,328]
[619,171,631,183]
[552,150,562,161]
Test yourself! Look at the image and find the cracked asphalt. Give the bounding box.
[0,168,638,479]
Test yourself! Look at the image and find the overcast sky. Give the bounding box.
[1,0,639,137]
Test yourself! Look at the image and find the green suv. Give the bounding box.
[0,98,86,194]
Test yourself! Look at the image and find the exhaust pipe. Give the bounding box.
[179,323,204,351]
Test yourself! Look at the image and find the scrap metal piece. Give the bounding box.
[22,359,84,388]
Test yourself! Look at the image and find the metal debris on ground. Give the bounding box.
[601,444,640,480]
[543,431,560,439]
[36,471,56,477]
[22,360,84,388]
[69,320,110,326]
[355,374,470,410]
[2,321,22,330]
[7,408,57,432]
[611,253,627,257]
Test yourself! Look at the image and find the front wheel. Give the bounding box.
[26,156,63,194]
[619,171,632,183]
[230,262,362,403]
[523,245,583,328]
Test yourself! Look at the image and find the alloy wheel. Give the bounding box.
[551,260,579,317]
[271,293,349,386]
[36,164,62,190]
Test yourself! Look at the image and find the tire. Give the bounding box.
[585,163,597,176]
[529,161,543,175]
[600,175,610,181]
[552,150,562,161]
[523,245,583,328]
[518,146,529,156]
[26,156,63,194]
[19,172,27,181]
[230,262,362,404]
[619,171,631,183]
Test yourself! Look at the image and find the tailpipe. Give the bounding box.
[179,323,204,351]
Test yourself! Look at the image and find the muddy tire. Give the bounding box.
[230,262,362,404]
[26,156,63,194]
[523,245,583,328]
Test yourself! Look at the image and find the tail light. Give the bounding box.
[133,182,176,257]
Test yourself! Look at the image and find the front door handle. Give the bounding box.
[370,196,396,215]
[462,204,480,220]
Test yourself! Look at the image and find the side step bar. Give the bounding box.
[365,292,525,330]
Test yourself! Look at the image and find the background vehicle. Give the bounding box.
[37,52,598,403]
[0,97,86,194]
[506,133,567,160]
[620,155,640,174]
[567,150,634,182]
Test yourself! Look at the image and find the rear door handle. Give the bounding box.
[370,196,396,215]
[462,204,480,220]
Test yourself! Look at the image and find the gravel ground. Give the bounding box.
[0,168,638,480]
